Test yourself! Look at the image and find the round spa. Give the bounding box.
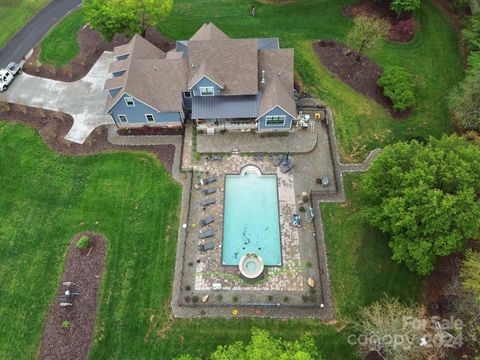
[239,253,264,279]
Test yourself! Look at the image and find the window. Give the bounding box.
[116,54,129,61]
[124,97,135,107]
[118,114,128,123]
[145,114,154,123]
[199,86,214,96]
[183,91,192,98]
[266,115,286,126]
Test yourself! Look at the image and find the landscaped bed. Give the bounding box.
[39,232,106,360]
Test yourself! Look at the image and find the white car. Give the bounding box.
[0,62,22,91]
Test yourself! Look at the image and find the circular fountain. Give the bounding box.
[239,253,264,279]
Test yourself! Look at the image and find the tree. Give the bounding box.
[448,67,480,132]
[174,328,321,360]
[84,0,173,41]
[377,66,416,111]
[390,0,422,19]
[346,15,389,63]
[362,136,480,275]
[353,296,431,359]
[461,249,480,303]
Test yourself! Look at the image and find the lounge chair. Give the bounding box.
[274,154,284,167]
[280,163,293,174]
[202,188,217,195]
[199,215,215,227]
[198,228,215,239]
[200,198,216,206]
[199,242,215,251]
[200,176,217,185]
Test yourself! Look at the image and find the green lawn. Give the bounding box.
[321,173,422,319]
[0,122,181,358]
[0,0,50,48]
[39,9,85,66]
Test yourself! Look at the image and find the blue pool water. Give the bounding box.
[222,169,282,266]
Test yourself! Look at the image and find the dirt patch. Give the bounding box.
[343,1,416,43]
[38,232,106,360]
[313,40,410,118]
[24,26,175,82]
[118,125,184,136]
[0,103,175,172]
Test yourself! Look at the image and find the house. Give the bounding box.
[104,23,297,132]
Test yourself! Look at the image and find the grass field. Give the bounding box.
[0,122,181,359]
[39,9,85,66]
[0,0,50,48]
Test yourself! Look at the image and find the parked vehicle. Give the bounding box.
[0,62,22,91]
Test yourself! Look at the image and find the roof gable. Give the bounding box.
[190,23,230,41]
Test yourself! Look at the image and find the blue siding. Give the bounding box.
[257,106,293,131]
[116,54,129,61]
[108,88,121,97]
[191,76,222,96]
[110,94,182,126]
[112,70,126,77]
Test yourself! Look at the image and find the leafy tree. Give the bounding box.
[175,328,321,360]
[462,15,480,54]
[362,136,480,275]
[448,67,480,132]
[354,296,431,359]
[377,66,416,111]
[390,0,422,18]
[346,15,389,63]
[84,0,173,41]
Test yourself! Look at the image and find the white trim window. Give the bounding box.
[124,97,135,107]
[199,86,214,96]
[145,114,155,123]
[118,114,128,123]
[265,115,286,126]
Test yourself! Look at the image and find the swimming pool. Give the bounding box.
[222,166,282,266]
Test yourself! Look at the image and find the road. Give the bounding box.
[0,0,81,68]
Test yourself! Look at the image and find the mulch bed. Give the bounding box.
[118,125,184,136]
[0,103,175,173]
[23,26,175,82]
[343,1,416,43]
[38,232,106,360]
[313,40,410,118]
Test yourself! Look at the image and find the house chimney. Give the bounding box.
[261,70,265,85]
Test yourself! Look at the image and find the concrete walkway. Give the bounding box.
[0,52,114,144]
[0,0,81,67]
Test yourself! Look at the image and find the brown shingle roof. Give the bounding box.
[190,23,230,41]
[188,39,258,95]
[257,48,297,119]
[105,35,187,113]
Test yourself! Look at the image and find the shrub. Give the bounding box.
[299,205,305,212]
[232,295,239,303]
[192,296,199,303]
[283,296,289,303]
[76,235,91,249]
[463,14,480,53]
[216,294,223,302]
[316,178,322,185]
[301,294,309,303]
[377,66,416,111]
[184,296,191,303]
[390,0,422,18]
[185,285,191,291]
[194,152,202,161]
[61,320,71,329]
[259,131,289,138]
[187,261,193,267]
[266,295,273,302]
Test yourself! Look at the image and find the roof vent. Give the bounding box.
[154,65,157,71]
[278,71,281,77]
[192,63,195,70]
[261,70,266,85]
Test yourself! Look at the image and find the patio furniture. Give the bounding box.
[199,242,215,251]
[199,215,215,227]
[202,188,217,195]
[322,176,329,186]
[307,207,315,222]
[198,229,215,239]
[293,214,301,227]
[258,153,264,160]
[274,154,284,167]
[281,162,293,174]
[200,198,216,206]
[284,152,291,166]
[207,155,223,161]
[59,282,80,306]
[200,176,217,185]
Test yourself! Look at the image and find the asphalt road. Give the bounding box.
[0,0,82,68]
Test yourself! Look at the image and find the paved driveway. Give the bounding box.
[0,52,114,144]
